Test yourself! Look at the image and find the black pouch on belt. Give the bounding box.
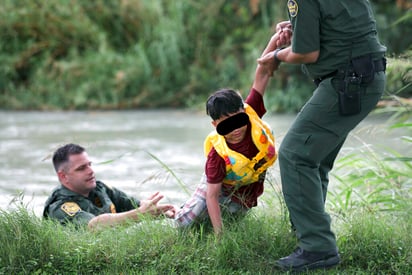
[337,74,362,116]
[351,54,375,83]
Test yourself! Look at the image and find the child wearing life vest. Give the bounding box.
[175,29,286,234]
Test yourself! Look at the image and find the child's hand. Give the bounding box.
[164,206,178,218]
[275,21,293,48]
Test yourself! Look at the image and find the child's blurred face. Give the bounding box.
[212,110,248,144]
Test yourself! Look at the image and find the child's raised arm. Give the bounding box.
[252,27,291,95]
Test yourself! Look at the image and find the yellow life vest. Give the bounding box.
[204,105,277,186]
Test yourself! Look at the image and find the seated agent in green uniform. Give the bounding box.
[43,143,177,230]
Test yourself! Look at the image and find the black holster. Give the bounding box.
[335,54,386,116]
[337,74,362,116]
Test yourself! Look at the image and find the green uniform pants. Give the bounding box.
[278,71,386,252]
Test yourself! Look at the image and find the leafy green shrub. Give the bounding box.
[0,1,410,110]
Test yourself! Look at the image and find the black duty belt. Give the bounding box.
[313,57,386,87]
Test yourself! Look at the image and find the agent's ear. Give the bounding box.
[211,121,218,128]
[57,170,67,183]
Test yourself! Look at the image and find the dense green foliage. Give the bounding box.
[0,0,411,110]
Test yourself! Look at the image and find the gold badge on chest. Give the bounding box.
[61,202,81,217]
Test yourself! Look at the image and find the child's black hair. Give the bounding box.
[206,89,244,120]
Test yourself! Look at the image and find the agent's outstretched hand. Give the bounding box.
[138,192,176,218]
[257,50,280,73]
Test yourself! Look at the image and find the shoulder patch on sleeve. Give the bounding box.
[61,202,81,217]
[288,0,298,17]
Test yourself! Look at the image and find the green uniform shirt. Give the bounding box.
[43,180,140,226]
[287,0,386,78]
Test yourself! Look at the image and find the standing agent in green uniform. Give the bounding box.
[258,0,386,272]
[43,143,177,230]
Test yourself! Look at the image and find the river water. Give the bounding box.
[0,110,409,216]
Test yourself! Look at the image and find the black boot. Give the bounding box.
[276,247,340,272]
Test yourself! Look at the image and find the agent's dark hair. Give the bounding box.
[206,89,244,120]
[52,143,85,172]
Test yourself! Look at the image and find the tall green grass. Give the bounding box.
[329,113,411,214]
[1,198,410,274]
[1,112,411,274]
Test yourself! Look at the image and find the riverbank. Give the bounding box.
[1,110,410,273]
[0,203,410,274]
